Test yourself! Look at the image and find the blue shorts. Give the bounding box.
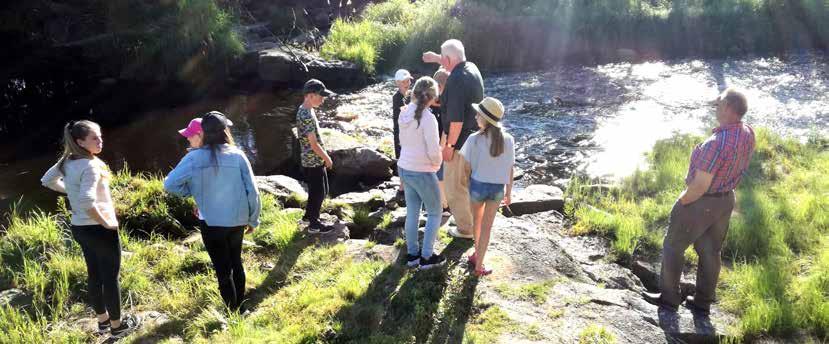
[469,178,505,203]
[436,163,445,181]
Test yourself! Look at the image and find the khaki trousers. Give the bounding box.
[444,152,474,233]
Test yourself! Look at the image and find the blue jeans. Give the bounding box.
[436,163,445,181]
[469,178,505,203]
[399,167,442,258]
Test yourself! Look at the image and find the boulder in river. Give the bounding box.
[322,129,394,182]
[257,46,371,89]
[503,184,565,216]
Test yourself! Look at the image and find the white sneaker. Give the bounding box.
[448,227,473,239]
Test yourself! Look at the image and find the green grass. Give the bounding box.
[0,169,481,343]
[567,128,829,339]
[464,305,514,344]
[578,324,616,344]
[494,280,558,305]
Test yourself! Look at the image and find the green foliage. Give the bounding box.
[568,129,829,338]
[321,0,462,74]
[323,0,829,73]
[104,0,244,82]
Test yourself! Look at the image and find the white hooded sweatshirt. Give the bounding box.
[397,102,442,172]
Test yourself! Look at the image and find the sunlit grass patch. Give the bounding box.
[494,280,558,305]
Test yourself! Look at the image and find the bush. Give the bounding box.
[109,167,198,238]
[106,0,245,82]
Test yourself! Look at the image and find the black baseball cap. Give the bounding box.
[201,111,234,131]
[303,79,336,97]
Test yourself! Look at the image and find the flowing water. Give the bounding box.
[2,53,827,214]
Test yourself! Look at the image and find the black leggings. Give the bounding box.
[303,166,329,224]
[71,225,122,320]
[200,222,246,310]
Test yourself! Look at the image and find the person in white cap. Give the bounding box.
[392,69,413,195]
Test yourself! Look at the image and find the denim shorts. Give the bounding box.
[435,163,445,181]
[469,178,505,203]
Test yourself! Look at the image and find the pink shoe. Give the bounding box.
[474,266,493,277]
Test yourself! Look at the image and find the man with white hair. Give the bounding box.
[422,39,484,239]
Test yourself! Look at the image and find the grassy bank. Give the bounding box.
[0,169,489,343]
[322,0,829,74]
[566,129,829,339]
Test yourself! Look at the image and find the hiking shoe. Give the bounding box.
[110,313,142,339]
[683,296,711,315]
[97,320,111,334]
[642,292,679,312]
[308,222,334,234]
[419,254,446,270]
[406,254,420,268]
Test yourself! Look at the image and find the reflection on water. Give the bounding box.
[2,53,828,214]
[489,53,828,183]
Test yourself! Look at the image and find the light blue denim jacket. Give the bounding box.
[164,144,261,228]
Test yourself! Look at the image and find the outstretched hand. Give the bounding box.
[422,51,441,64]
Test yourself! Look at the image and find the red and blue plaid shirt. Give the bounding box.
[686,122,755,193]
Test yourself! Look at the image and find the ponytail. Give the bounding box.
[411,76,439,128]
[481,122,505,157]
[58,120,100,173]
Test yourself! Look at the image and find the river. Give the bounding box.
[2,53,827,215]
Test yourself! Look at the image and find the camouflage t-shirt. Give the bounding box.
[296,106,325,168]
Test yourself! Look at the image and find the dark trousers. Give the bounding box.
[303,166,329,224]
[200,222,246,310]
[71,225,122,320]
[659,191,735,308]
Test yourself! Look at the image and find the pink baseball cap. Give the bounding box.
[178,118,203,138]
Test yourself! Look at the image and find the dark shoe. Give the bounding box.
[684,296,711,315]
[97,319,111,334]
[406,254,420,268]
[419,254,446,270]
[110,313,142,339]
[642,292,679,312]
[308,222,334,234]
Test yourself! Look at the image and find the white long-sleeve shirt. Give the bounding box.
[397,103,442,173]
[41,158,116,226]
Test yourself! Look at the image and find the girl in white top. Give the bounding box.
[41,120,141,337]
[459,97,515,277]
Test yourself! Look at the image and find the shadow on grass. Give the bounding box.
[332,237,475,343]
[243,234,314,312]
[127,231,313,343]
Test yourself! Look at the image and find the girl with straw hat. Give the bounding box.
[459,97,515,277]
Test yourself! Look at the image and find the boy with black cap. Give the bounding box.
[297,79,336,233]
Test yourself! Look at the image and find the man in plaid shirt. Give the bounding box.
[643,88,755,314]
